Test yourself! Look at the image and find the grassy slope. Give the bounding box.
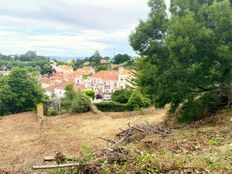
[48,109,232,174]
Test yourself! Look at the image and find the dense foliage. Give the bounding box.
[96,91,150,112]
[0,51,54,75]
[95,101,130,112]
[112,89,132,104]
[71,92,91,113]
[83,89,95,100]
[61,85,91,113]
[130,0,232,121]
[128,91,151,111]
[0,68,47,116]
[72,50,110,70]
[61,84,76,110]
[112,54,131,64]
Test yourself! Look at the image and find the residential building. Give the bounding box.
[45,80,85,98]
[88,70,119,94]
[118,67,134,89]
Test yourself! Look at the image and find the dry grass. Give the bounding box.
[124,109,232,173]
[0,108,165,173]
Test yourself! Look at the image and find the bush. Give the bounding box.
[128,91,151,111]
[71,92,91,113]
[112,89,132,104]
[178,93,227,122]
[47,108,57,116]
[95,101,130,112]
[83,89,95,99]
[61,98,72,110]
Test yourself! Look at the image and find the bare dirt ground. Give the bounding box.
[0,108,165,173]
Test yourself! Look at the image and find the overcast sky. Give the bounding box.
[0,0,170,57]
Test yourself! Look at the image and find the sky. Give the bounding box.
[0,0,170,58]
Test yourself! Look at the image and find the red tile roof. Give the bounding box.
[91,70,118,81]
[55,81,85,91]
[74,66,95,76]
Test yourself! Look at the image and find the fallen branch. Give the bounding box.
[131,126,145,132]
[44,156,56,162]
[98,137,116,144]
[32,163,79,170]
[112,130,131,148]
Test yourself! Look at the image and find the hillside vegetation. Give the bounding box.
[45,110,232,174]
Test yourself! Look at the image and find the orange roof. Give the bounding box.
[74,66,95,76]
[55,81,85,91]
[91,70,118,81]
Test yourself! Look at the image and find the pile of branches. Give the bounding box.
[99,122,171,152]
[32,123,172,173]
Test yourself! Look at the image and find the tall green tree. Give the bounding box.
[0,68,46,116]
[130,0,232,121]
[112,54,131,64]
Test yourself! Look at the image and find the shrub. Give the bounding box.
[128,91,151,111]
[47,108,57,116]
[71,92,91,113]
[95,101,130,112]
[61,98,72,110]
[112,89,132,104]
[64,84,76,100]
[83,89,95,99]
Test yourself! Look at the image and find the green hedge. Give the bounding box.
[112,89,132,104]
[95,101,131,112]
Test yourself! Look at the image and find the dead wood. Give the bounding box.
[98,137,116,144]
[32,163,79,170]
[44,156,56,162]
[100,122,171,153]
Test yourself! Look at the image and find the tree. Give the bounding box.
[0,77,15,116]
[0,52,52,75]
[41,63,54,75]
[19,51,37,61]
[112,54,131,64]
[96,64,109,72]
[130,0,232,121]
[92,50,101,58]
[0,68,46,116]
[71,92,91,113]
[62,84,76,110]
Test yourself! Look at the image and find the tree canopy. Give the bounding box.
[0,51,54,75]
[0,68,47,116]
[112,54,131,64]
[130,0,232,121]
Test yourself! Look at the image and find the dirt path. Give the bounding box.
[0,108,165,172]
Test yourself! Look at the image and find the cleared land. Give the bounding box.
[0,108,165,173]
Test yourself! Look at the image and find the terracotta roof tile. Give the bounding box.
[55,81,85,91]
[91,70,118,81]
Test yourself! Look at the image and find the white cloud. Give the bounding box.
[0,0,170,57]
